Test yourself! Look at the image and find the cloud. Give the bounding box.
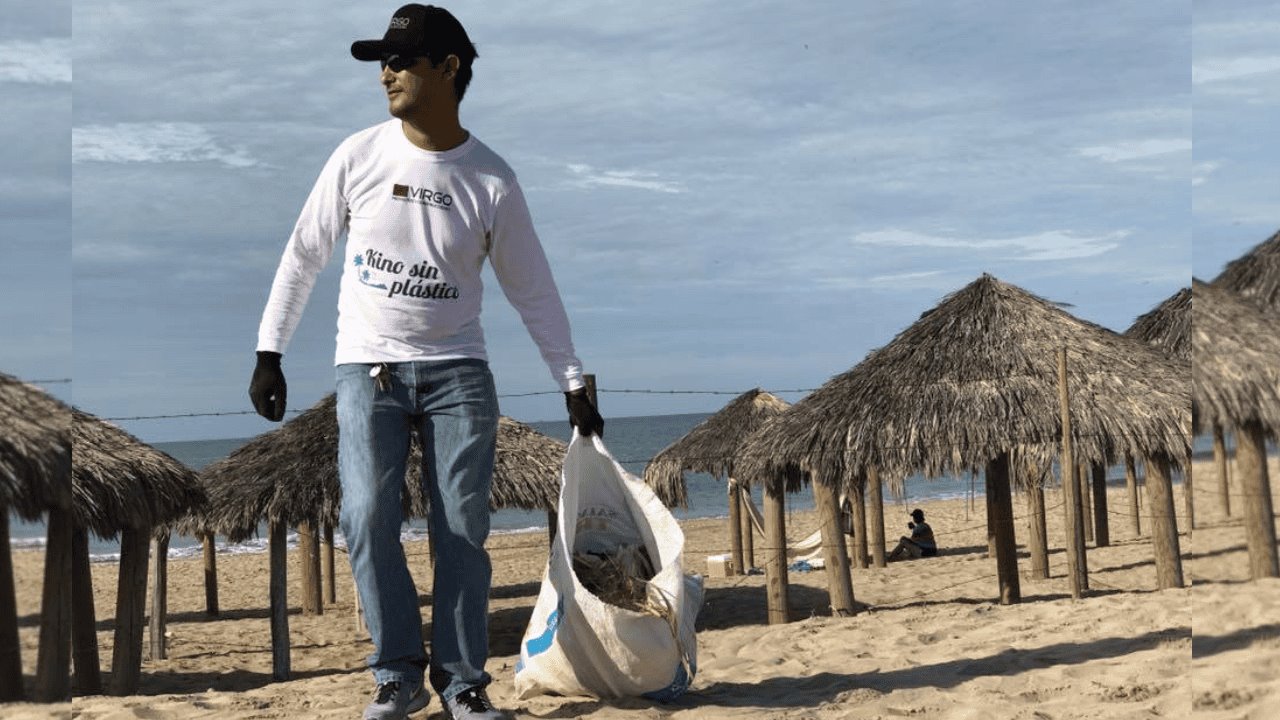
[852,229,1124,261]
[73,123,261,167]
[0,38,71,84]
[1192,55,1280,85]
[565,163,684,194]
[1192,161,1221,187]
[868,270,946,284]
[1077,139,1191,163]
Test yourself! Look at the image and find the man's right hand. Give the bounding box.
[249,351,288,421]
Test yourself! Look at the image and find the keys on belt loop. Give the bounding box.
[369,363,391,392]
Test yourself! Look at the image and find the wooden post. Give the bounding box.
[322,523,336,605]
[1125,455,1141,536]
[0,512,25,702]
[867,468,886,568]
[546,509,557,546]
[986,453,1020,605]
[850,480,869,570]
[269,521,291,681]
[71,525,101,696]
[727,480,744,575]
[202,533,219,616]
[739,487,755,570]
[148,532,170,661]
[34,507,72,702]
[985,472,996,558]
[1213,425,1231,517]
[1144,454,1184,589]
[763,486,789,624]
[1058,348,1087,598]
[1236,420,1279,579]
[1027,477,1049,580]
[1091,464,1109,547]
[108,525,151,696]
[815,480,855,616]
[1184,454,1195,533]
[1080,465,1094,544]
[298,521,322,616]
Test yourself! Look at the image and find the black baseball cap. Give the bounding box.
[351,4,475,64]
[910,508,925,521]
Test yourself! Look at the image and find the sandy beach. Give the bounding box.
[5,457,1278,719]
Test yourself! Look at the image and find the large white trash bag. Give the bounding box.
[515,432,703,701]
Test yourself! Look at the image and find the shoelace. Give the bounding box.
[455,688,495,712]
[374,681,403,704]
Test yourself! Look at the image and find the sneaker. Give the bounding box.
[441,686,511,720]
[363,680,430,720]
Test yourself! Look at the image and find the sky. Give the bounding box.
[4,1,1272,444]
[1190,0,1280,276]
[0,1,71,406]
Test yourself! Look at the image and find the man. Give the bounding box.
[248,6,603,719]
[887,508,937,561]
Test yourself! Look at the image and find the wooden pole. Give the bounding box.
[1213,425,1231,517]
[985,471,996,558]
[1027,477,1049,580]
[1236,420,1279,579]
[986,453,1020,604]
[1184,454,1195,533]
[867,468,886,568]
[546,509,557,546]
[1125,455,1141,536]
[353,581,368,639]
[71,525,101,696]
[1058,348,1087,598]
[1144,455,1184,589]
[202,533,219,616]
[108,525,151,696]
[740,487,755,570]
[298,521,322,616]
[763,486,789,624]
[34,507,73,702]
[1079,465,1094,544]
[0,513,24,702]
[850,480,869,570]
[269,520,291,681]
[815,480,855,616]
[148,532,170,661]
[727,480,744,575]
[1091,464,1109,547]
[322,523,336,605]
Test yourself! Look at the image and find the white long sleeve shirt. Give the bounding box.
[257,120,584,391]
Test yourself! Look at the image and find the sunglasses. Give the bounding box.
[380,54,421,72]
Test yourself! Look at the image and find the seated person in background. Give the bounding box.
[887,508,937,561]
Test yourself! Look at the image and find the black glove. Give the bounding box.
[249,351,287,421]
[565,388,604,437]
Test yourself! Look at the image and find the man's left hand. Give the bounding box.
[565,388,604,437]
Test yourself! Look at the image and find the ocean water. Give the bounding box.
[8,413,1213,561]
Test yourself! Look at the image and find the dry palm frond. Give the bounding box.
[1213,229,1280,313]
[1125,287,1191,361]
[180,393,565,542]
[0,372,72,519]
[1192,278,1280,435]
[643,389,790,506]
[737,273,1191,494]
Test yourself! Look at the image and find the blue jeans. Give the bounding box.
[336,359,498,701]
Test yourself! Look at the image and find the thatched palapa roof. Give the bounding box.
[1124,287,1191,361]
[738,274,1192,491]
[1191,279,1280,435]
[1213,229,1280,313]
[643,389,789,506]
[0,372,72,520]
[185,394,566,542]
[72,409,207,540]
